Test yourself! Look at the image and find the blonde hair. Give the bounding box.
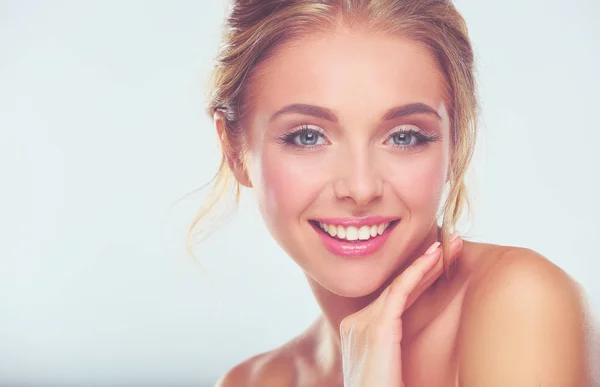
[189,0,477,278]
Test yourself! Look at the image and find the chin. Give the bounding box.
[314,269,392,299]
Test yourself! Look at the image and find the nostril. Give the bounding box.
[332,174,384,205]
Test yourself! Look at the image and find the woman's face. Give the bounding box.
[239,27,452,297]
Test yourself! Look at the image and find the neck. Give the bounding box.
[306,225,442,366]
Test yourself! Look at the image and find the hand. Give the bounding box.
[340,234,463,387]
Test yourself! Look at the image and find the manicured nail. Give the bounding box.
[450,231,460,242]
[425,241,441,255]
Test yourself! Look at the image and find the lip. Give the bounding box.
[311,216,399,228]
[309,219,400,258]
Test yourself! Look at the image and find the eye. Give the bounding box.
[383,127,439,149]
[294,129,324,146]
[389,131,419,147]
[280,125,329,148]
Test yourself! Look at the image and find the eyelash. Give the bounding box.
[278,124,328,149]
[278,124,441,150]
[384,128,441,149]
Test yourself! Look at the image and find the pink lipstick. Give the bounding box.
[309,217,400,258]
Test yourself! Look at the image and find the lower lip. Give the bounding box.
[310,222,397,258]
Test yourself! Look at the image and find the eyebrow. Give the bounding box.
[269,102,442,123]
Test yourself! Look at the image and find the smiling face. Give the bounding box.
[236,27,452,297]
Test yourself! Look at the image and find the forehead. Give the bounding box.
[245,27,449,123]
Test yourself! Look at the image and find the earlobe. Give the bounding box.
[213,111,253,188]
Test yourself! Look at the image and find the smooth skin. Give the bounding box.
[214,27,592,387]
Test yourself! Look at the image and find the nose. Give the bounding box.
[333,149,384,207]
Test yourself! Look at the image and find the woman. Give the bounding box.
[192,0,593,385]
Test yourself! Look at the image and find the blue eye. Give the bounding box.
[390,132,418,146]
[295,130,322,146]
[280,125,328,148]
[384,128,439,149]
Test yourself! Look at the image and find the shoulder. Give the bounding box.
[214,347,298,387]
[461,244,583,302]
[456,245,592,386]
[214,318,325,387]
[461,245,586,316]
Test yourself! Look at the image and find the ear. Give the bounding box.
[214,111,253,188]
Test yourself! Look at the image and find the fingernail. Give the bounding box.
[450,231,460,242]
[425,241,441,255]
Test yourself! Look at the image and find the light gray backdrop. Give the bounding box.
[1,1,598,386]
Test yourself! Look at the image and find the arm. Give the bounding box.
[457,249,592,387]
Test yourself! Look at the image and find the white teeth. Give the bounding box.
[317,221,394,241]
[346,226,358,241]
[358,226,371,240]
[327,225,337,237]
[370,225,378,237]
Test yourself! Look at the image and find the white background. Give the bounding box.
[1,1,598,386]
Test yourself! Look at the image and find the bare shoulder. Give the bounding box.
[459,242,583,296]
[214,317,326,387]
[214,344,298,387]
[461,244,585,313]
[455,244,592,386]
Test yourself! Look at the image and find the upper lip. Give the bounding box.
[311,216,400,227]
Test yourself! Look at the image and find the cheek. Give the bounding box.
[384,150,448,213]
[251,146,326,228]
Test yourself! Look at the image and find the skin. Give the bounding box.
[214,27,592,386]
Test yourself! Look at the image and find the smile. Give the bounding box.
[316,221,393,241]
[309,217,400,258]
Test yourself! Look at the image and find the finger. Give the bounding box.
[380,242,443,320]
[404,235,463,311]
[364,234,462,318]
[420,233,463,286]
